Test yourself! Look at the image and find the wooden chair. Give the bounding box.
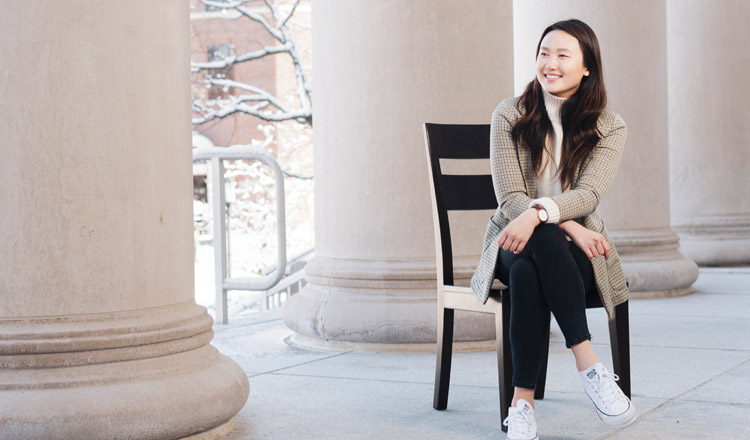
[423,122,631,432]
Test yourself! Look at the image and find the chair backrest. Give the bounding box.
[423,123,498,287]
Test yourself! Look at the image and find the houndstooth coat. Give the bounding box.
[470,97,629,320]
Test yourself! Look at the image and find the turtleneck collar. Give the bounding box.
[542,87,567,125]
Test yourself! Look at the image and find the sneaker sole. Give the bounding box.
[593,401,637,428]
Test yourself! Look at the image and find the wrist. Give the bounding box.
[559,220,576,232]
[530,205,548,224]
[526,207,542,225]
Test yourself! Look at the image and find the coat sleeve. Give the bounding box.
[490,99,534,222]
[529,111,628,223]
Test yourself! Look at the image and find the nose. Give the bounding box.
[545,56,558,70]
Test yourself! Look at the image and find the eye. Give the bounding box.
[539,52,548,57]
[559,54,568,58]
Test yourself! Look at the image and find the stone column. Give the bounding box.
[512,0,698,297]
[283,0,515,349]
[0,2,248,438]
[667,0,750,265]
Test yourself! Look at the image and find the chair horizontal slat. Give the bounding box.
[441,286,505,314]
[440,175,498,211]
[442,285,475,295]
[443,291,496,313]
[424,123,490,159]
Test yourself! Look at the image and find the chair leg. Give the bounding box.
[608,301,631,398]
[534,312,551,400]
[497,291,513,432]
[433,306,454,410]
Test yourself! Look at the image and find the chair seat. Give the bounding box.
[441,284,506,314]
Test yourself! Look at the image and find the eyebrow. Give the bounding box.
[539,46,573,53]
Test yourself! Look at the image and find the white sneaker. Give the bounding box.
[502,399,539,440]
[579,363,637,428]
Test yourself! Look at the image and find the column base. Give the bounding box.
[673,213,750,265]
[284,332,496,353]
[611,227,699,297]
[0,302,249,440]
[180,417,236,440]
[282,256,496,345]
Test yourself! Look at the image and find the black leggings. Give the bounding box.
[494,223,597,390]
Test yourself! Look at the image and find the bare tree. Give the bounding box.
[191,0,312,127]
[191,1,315,315]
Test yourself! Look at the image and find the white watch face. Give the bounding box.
[538,208,548,222]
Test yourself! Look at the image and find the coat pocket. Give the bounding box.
[482,216,503,252]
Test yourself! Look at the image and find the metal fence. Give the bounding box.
[193,145,305,324]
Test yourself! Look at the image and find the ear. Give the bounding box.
[583,68,590,77]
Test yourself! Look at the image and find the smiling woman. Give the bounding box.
[536,30,590,98]
[469,19,635,440]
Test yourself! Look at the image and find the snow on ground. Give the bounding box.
[194,227,312,321]
[191,131,315,322]
[194,237,278,321]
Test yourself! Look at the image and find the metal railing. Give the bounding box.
[260,247,314,310]
[193,145,287,324]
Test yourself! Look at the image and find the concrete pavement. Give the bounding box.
[212,267,750,439]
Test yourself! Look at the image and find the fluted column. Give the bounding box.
[513,0,698,297]
[0,2,248,438]
[283,0,515,349]
[667,0,750,265]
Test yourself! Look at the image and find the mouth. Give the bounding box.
[544,73,562,80]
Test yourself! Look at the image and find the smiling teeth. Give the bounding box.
[546,74,560,78]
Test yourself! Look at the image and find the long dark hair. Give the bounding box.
[511,19,606,191]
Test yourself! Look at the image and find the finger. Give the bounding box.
[498,232,507,248]
[602,240,611,260]
[501,235,513,251]
[506,238,518,252]
[595,241,606,258]
[585,246,594,260]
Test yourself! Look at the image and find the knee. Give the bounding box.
[529,223,567,248]
[508,257,538,288]
[508,258,543,303]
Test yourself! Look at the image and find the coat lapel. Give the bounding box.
[517,144,536,198]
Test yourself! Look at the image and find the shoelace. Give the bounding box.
[503,408,533,436]
[589,369,623,409]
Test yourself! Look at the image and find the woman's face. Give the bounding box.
[536,30,590,98]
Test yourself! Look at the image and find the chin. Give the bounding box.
[548,87,571,97]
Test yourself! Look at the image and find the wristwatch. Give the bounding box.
[533,205,548,223]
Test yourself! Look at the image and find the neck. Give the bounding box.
[542,88,567,124]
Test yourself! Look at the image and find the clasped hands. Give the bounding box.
[497,208,610,260]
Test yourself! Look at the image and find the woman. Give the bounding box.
[469,19,636,439]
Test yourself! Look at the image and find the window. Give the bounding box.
[207,45,233,99]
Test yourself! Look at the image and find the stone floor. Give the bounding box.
[211,267,750,440]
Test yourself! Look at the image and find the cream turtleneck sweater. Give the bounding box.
[528,88,567,224]
[537,88,567,198]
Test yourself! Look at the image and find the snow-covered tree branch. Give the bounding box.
[191,0,314,315]
[191,0,312,126]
